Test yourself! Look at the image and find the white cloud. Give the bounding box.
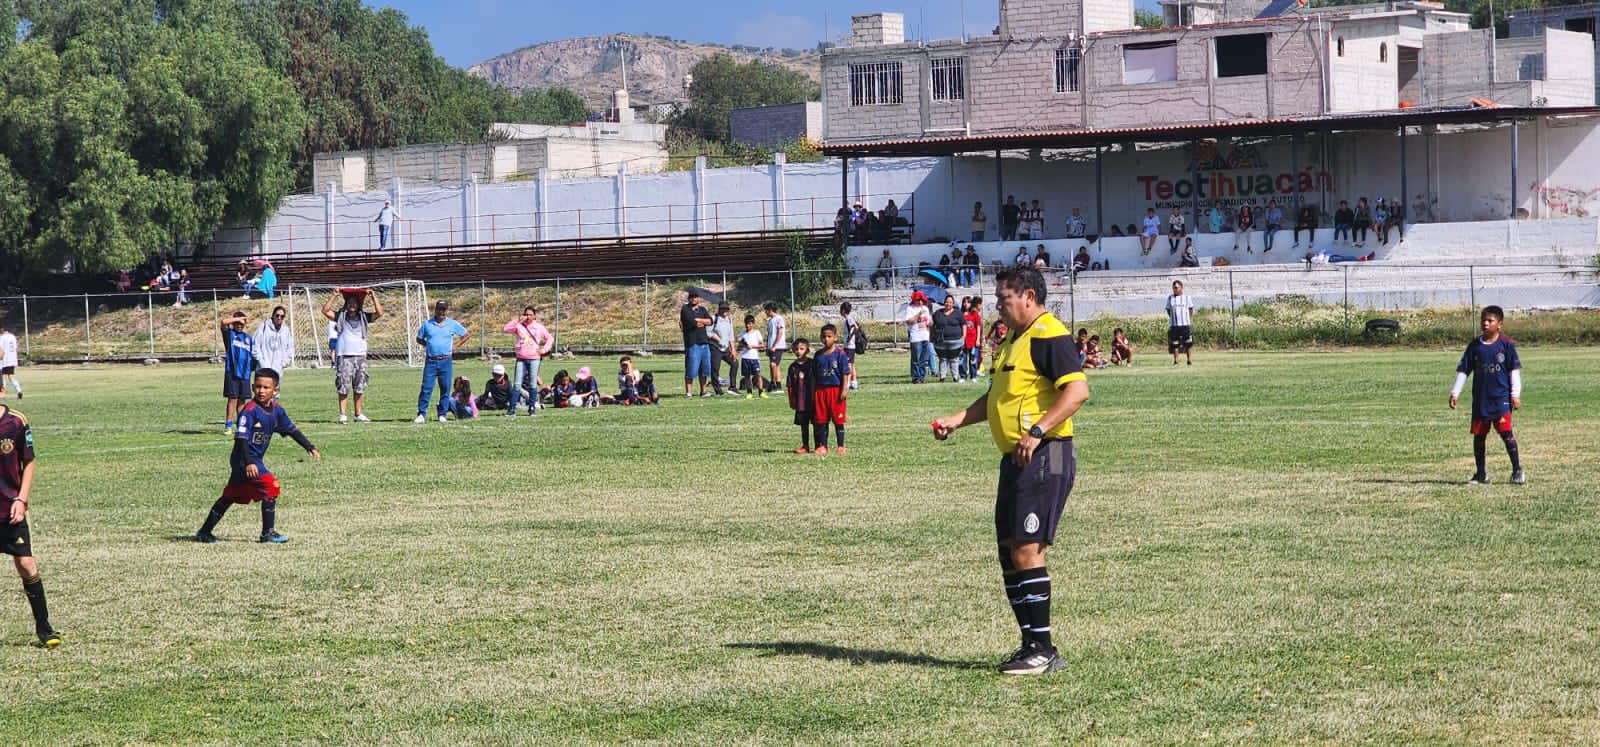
[732,12,822,50]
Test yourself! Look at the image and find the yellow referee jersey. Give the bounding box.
[987,312,1086,452]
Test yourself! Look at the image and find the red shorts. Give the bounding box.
[1471,412,1513,436]
[222,473,282,504]
[813,386,847,426]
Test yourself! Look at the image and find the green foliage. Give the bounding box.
[669,54,817,143]
[665,136,825,171]
[0,0,304,278]
[783,230,848,307]
[1135,8,1164,28]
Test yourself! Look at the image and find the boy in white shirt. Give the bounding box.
[0,324,20,399]
[763,302,788,393]
[738,314,768,398]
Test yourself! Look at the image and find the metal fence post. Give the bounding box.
[1343,265,1351,338]
[721,271,729,299]
[554,277,562,348]
[83,294,91,360]
[1468,265,1476,320]
[789,270,796,314]
[147,290,156,357]
[212,290,222,359]
[20,295,29,360]
[479,280,487,358]
[1069,270,1077,330]
[642,273,650,349]
[1228,271,1237,341]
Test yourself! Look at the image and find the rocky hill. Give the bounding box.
[467,34,821,110]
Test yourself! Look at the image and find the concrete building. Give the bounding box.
[1508,3,1600,104]
[820,3,1594,144]
[730,102,824,148]
[312,90,670,193]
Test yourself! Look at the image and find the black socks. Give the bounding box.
[261,500,277,535]
[1501,432,1521,471]
[799,426,812,450]
[1011,567,1053,648]
[22,574,50,634]
[1474,433,1488,476]
[201,497,232,534]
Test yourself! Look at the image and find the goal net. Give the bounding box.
[285,280,429,368]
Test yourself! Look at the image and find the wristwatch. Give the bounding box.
[1027,424,1046,439]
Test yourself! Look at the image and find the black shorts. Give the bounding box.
[223,375,252,400]
[1167,325,1193,353]
[995,439,1076,545]
[767,349,786,367]
[0,366,14,376]
[1,518,32,557]
[740,359,761,378]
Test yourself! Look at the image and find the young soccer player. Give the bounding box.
[785,339,817,453]
[812,324,854,455]
[1111,327,1134,366]
[0,395,60,647]
[221,311,257,434]
[196,368,321,544]
[738,314,767,398]
[0,323,22,399]
[1450,305,1525,485]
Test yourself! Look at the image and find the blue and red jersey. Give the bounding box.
[813,347,851,388]
[231,400,309,477]
[1456,335,1520,419]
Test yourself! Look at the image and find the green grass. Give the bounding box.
[3,347,1599,743]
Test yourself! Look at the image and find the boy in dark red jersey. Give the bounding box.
[196,369,320,544]
[785,339,816,454]
[0,396,60,647]
[1450,305,1524,485]
[811,324,855,455]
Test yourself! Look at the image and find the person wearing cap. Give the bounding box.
[678,291,714,398]
[573,366,600,407]
[904,291,934,384]
[374,200,398,250]
[220,311,258,434]
[414,300,470,423]
[476,364,513,413]
[502,306,555,416]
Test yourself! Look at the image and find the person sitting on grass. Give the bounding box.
[786,339,817,454]
[1111,328,1134,366]
[449,376,479,419]
[1083,335,1109,369]
[573,366,601,408]
[635,372,660,404]
[543,370,576,408]
[475,365,512,413]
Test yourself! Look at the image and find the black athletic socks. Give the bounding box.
[799,426,812,451]
[22,575,50,635]
[200,497,233,535]
[1012,567,1052,648]
[1473,433,1488,476]
[834,425,845,448]
[1501,432,1522,471]
[261,500,277,535]
[813,423,828,449]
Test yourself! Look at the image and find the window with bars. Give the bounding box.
[1054,46,1082,93]
[931,57,965,101]
[849,62,904,106]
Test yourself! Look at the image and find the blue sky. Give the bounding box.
[376,0,1158,68]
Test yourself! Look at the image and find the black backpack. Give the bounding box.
[848,318,868,355]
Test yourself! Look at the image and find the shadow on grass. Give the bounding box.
[724,641,985,670]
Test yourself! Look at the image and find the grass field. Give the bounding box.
[3,347,1598,743]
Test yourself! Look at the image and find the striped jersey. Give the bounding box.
[1165,293,1194,327]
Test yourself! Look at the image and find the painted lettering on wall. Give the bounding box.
[1531,182,1600,218]
[1137,170,1334,203]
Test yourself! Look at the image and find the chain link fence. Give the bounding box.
[2,262,1596,364]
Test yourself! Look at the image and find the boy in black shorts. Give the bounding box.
[0,397,60,647]
[221,311,257,434]
[197,368,320,544]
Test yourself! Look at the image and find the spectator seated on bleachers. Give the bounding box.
[1072,246,1091,275]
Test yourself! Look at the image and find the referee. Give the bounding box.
[933,266,1089,675]
[1165,279,1195,366]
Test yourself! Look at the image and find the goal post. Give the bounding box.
[286,280,428,368]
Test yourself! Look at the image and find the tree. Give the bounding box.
[669,54,818,143]
[0,0,304,279]
[1135,9,1164,28]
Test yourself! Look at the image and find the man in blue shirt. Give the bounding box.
[1450,305,1524,484]
[414,301,471,423]
[220,311,257,435]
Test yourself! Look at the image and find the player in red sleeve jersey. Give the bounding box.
[0,397,61,648]
[196,369,320,544]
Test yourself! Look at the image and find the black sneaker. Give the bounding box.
[194,531,219,544]
[1510,469,1526,485]
[997,642,1065,675]
[1467,474,1490,485]
[37,628,61,648]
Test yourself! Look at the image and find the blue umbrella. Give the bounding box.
[918,268,950,287]
[912,284,950,305]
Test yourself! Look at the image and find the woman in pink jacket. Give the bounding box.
[502,306,555,416]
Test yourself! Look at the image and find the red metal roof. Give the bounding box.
[819,106,1600,157]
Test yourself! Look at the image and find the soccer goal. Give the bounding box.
[285,280,429,368]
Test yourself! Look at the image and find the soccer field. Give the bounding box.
[4,348,1598,743]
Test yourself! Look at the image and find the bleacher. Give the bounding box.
[185,229,830,289]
